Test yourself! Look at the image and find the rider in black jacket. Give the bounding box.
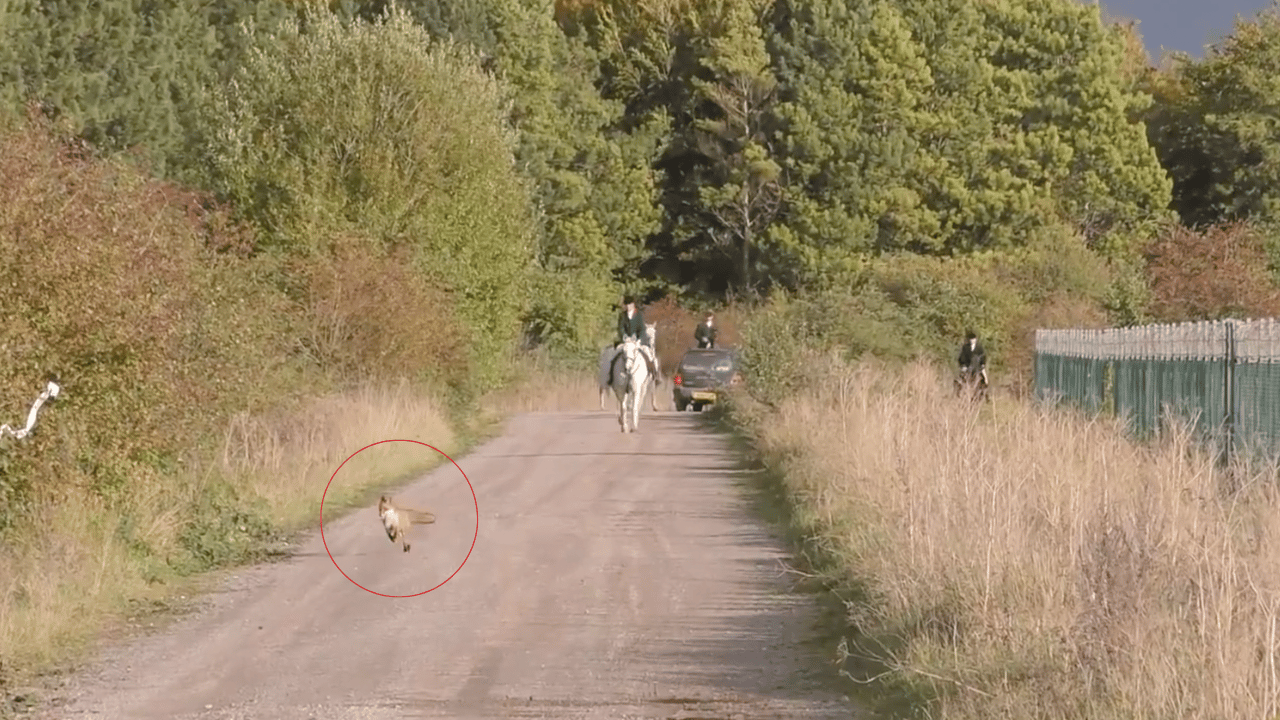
[957,330,988,385]
[617,296,647,346]
[694,312,717,349]
[613,295,658,382]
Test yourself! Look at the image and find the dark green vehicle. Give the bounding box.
[671,348,742,411]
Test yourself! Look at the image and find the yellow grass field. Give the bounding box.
[733,352,1280,719]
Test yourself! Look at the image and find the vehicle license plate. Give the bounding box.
[692,392,717,402]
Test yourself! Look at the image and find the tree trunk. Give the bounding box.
[740,185,752,293]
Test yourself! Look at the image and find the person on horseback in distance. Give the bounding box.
[694,311,718,349]
[614,295,659,382]
[957,329,988,388]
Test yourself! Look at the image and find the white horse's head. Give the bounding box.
[644,322,656,346]
[620,335,645,378]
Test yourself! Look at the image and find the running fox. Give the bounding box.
[377,495,436,552]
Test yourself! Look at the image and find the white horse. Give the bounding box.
[599,324,661,412]
[610,336,650,433]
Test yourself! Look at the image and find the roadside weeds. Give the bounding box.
[722,354,1280,719]
[0,380,461,716]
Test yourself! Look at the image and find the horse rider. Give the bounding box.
[617,295,646,346]
[614,295,659,381]
[694,311,718,349]
[957,330,988,387]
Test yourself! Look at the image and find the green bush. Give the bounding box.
[738,231,1120,397]
[200,6,537,396]
[174,479,280,574]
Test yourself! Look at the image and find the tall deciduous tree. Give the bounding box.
[342,0,666,351]
[488,0,666,348]
[202,6,535,390]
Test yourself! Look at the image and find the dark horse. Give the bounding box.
[954,365,989,403]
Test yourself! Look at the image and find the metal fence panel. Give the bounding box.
[1033,319,1274,460]
[1234,362,1280,458]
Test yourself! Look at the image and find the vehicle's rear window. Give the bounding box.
[680,352,736,371]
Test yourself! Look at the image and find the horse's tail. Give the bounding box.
[598,346,614,388]
[609,349,627,387]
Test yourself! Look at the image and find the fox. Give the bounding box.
[377,495,436,552]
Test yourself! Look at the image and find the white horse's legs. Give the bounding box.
[611,340,651,432]
[628,366,647,432]
[620,381,635,432]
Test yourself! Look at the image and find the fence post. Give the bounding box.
[1224,320,1236,468]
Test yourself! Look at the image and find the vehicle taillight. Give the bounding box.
[673,374,682,385]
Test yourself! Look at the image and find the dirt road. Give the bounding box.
[36,411,857,720]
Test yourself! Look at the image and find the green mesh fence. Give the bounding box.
[1034,319,1280,461]
[1233,321,1280,460]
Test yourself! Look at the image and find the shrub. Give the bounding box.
[288,233,467,389]
[201,6,536,396]
[0,111,303,534]
[737,231,1119,398]
[1142,221,1280,322]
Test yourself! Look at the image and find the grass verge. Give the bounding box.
[723,351,1280,720]
[0,379,460,712]
[478,348,605,416]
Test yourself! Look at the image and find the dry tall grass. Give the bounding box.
[218,380,457,526]
[0,380,453,689]
[480,351,605,414]
[739,353,1280,719]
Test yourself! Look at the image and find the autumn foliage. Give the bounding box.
[0,111,300,528]
[640,296,745,375]
[1142,221,1280,322]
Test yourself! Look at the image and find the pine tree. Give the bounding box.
[0,0,34,117]
[689,0,782,295]
[1144,4,1280,229]
[975,0,1173,256]
[0,0,220,178]
[768,0,943,284]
